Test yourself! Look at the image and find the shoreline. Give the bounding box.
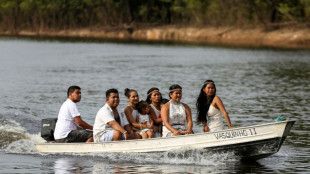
[1,26,310,50]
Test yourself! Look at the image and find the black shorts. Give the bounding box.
[55,129,92,143]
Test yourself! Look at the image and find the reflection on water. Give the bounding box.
[50,155,276,173]
[92,162,217,174]
[55,157,226,174]
[0,38,309,173]
[51,154,283,174]
[0,150,294,174]
[54,158,92,174]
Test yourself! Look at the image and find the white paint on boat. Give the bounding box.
[35,120,294,159]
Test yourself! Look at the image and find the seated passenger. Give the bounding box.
[196,80,234,132]
[123,88,142,138]
[136,100,155,139]
[54,86,93,143]
[161,84,194,137]
[146,87,163,137]
[93,88,139,142]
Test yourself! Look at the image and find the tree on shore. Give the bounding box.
[0,0,309,32]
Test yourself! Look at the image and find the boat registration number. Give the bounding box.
[214,128,257,140]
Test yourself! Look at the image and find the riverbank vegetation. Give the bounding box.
[0,0,309,32]
[1,0,310,49]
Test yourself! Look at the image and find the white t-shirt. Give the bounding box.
[138,114,151,125]
[93,103,129,142]
[54,99,80,140]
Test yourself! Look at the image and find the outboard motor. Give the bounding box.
[41,118,57,142]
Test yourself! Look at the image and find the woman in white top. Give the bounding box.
[196,80,235,132]
[123,88,147,138]
[146,87,163,136]
[161,84,193,137]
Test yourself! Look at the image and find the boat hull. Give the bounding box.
[206,120,294,160]
[35,120,295,160]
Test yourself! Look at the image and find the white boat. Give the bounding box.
[35,120,295,160]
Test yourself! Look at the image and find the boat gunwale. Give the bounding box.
[35,120,293,146]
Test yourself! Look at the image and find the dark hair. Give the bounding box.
[124,88,137,98]
[169,84,182,98]
[146,87,161,104]
[196,80,216,123]
[106,88,119,98]
[136,100,148,113]
[67,86,81,97]
[160,98,169,105]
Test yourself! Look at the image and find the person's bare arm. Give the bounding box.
[124,124,134,134]
[147,114,154,129]
[214,96,234,129]
[107,120,127,133]
[202,120,209,132]
[124,124,136,140]
[124,106,146,130]
[74,116,93,130]
[149,108,162,124]
[183,103,193,134]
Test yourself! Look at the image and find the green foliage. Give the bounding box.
[301,0,310,22]
[0,0,309,31]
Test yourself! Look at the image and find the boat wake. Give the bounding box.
[89,150,239,165]
[0,114,45,154]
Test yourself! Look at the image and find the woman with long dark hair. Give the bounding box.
[196,80,234,132]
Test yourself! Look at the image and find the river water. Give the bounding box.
[0,37,309,173]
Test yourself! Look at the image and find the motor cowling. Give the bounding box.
[41,118,57,142]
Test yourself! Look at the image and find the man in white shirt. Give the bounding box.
[93,88,139,142]
[54,86,93,143]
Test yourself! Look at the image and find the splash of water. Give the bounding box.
[4,133,45,154]
[0,115,45,153]
[70,148,239,166]
[0,116,28,149]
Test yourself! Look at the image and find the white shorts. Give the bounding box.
[140,128,152,135]
[99,130,125,142]
[99,130,114,142]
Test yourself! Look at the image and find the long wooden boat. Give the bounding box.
[35,120,295,160]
